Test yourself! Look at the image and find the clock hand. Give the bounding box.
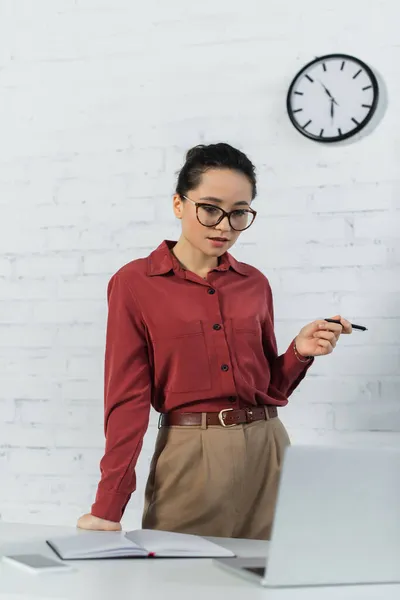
[320,81,339,105]
[320,81,334,99]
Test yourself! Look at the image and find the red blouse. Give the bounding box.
[91,240,313,521]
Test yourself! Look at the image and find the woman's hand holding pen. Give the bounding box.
[294,315,353,358]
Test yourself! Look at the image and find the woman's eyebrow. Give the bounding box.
[199,196,250,206]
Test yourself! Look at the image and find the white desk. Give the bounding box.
[0,522,399,600]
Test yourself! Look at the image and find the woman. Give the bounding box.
[78,143,351,539]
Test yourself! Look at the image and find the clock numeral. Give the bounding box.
[293,108,303,113]
[340,61,345,71]
[338,128,342,136]
[322,63,327,72]
[303,120,312,129]
[294,91,304,96]
[362,85,372,91]
[319,129,324,137]
[305,75,314,83]
[353,69,362,79]
[352,117,360,125]
[362,104,372,108]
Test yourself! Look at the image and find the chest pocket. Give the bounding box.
[150,320,212,394]
[232,316,260,334]
[231,316,270,391]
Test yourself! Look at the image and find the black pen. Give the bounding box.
[324,318,367,332]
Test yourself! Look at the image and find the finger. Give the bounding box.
[102,520,122,531]
[340,317,352,334]
[322,324,342,340]
[323,316,344,338]
[302,320,325,335]
[77,515,91,530]
[92,515,121,531]
[307,320,338,334]
[325,315,353,335]
[317,339,334,355]
[313,330,337,347]
[303,319,342,338]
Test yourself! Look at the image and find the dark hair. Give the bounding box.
[176,143,257,200]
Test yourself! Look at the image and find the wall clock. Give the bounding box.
[287,54,379,143]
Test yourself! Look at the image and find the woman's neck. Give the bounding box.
[172,236,218,277]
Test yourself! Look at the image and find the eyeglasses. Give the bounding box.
[182,195,257,232]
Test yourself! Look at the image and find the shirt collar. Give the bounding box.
[147,240,249,277]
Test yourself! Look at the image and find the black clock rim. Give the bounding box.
[286,53,380,143]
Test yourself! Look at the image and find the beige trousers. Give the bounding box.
[142,416,290,540]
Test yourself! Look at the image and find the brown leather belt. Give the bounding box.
[158,405,278,428]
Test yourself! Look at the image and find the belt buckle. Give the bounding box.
[246,408,253,423]
[218,408,236,427]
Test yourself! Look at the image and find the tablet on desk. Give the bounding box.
[2,553,74,574]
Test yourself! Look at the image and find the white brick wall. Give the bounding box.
[0,0,399,529]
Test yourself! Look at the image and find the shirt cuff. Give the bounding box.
[91,488,131,523]
[293,339,314,364]
[285,338,314,376]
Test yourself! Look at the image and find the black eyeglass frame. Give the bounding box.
[182,195,257,232]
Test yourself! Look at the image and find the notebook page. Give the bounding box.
[126,529,234,557]
[48,531,145,559]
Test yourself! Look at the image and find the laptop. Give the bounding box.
[214,444,400,587]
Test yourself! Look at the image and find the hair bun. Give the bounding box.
[176,142,257,200]
[185,145,206,163]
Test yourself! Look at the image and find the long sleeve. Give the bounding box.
[91,273,152,522]
[262,279,313,401]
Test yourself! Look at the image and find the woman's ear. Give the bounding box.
[172,194,183,219]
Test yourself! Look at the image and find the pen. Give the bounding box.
[324,318,367,332]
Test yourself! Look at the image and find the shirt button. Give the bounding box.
[221,364,229,372]
[207,288,216,295]
[213,324,222,330]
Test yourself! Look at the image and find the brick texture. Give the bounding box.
[0,0,399,529]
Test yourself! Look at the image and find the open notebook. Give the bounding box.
[47,529,235,560]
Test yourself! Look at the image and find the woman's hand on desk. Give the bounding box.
[77,513,121,531]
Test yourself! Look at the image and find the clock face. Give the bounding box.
[287,54,379,142]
